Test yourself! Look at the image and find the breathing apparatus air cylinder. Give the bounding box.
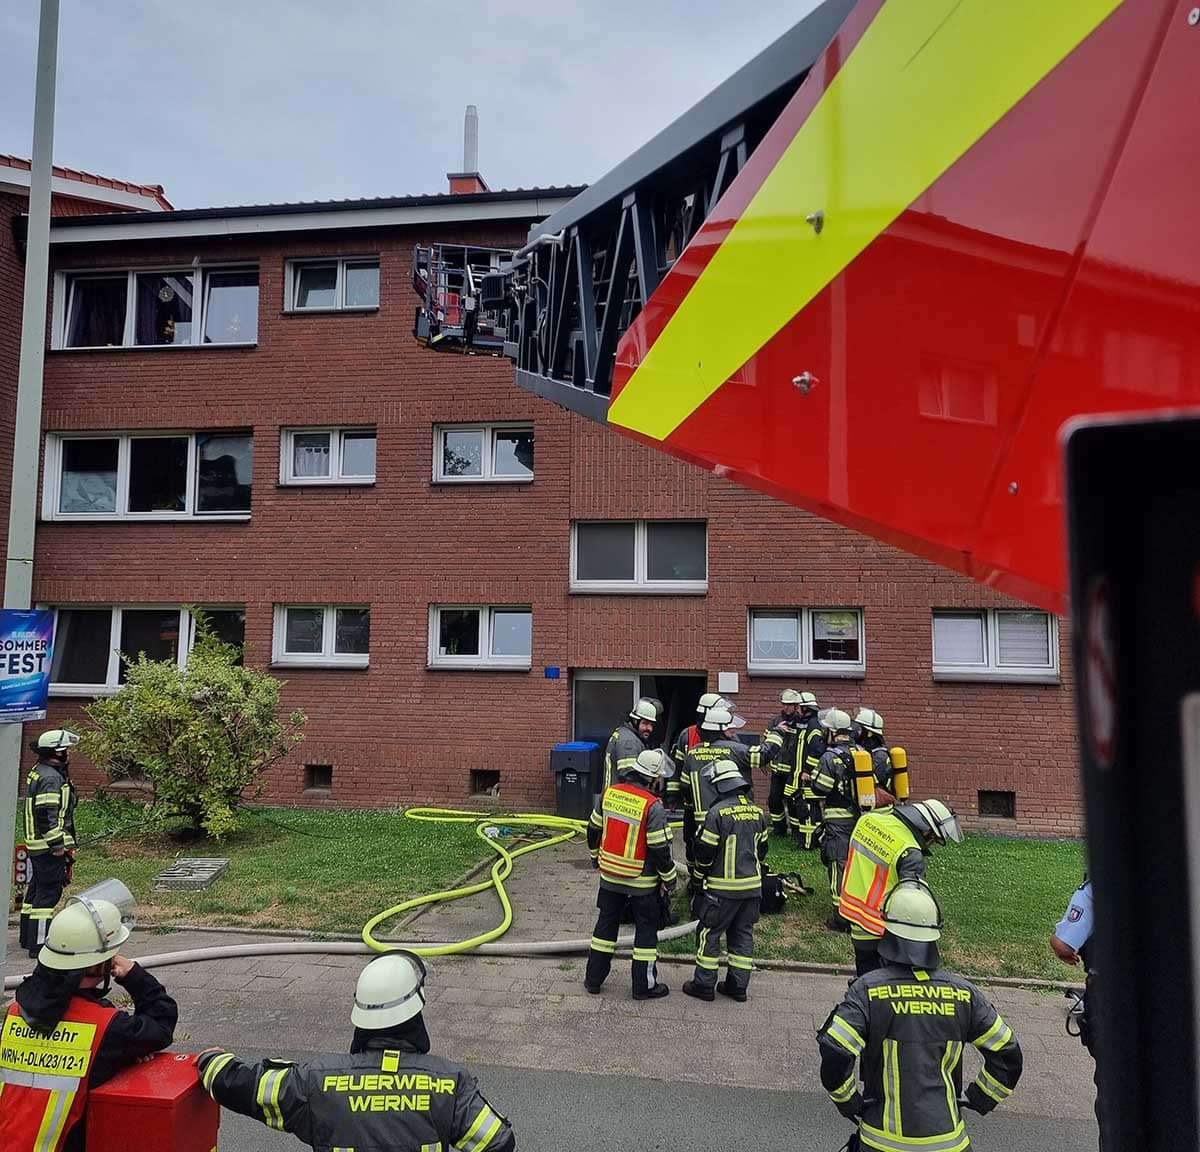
[890,746,910,801]
[852,747,877,812]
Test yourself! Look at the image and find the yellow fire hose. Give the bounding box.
[362,808,592,955]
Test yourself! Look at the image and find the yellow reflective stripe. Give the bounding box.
[33,794,60,805]
[632,947,658,961]
[608,0,1125,440]
[33,1087,76,1152]
[939,1042,958,1124]
[977,1066,1012,1101]
[830,1074,858,1104]
[698,829,720,846]
[645,829,671,845]
[826,1015,865,1056]
[973,1015,1012,1052]
[202,1052,236,1094]
[257,1068,287,1131]
[707,876,761,891]
[727,954,753,971]
[859,1120,968,1152]
[590,936,618,954]
[457,1104,503,1152]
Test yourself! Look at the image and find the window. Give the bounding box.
[428,606,532,670]
[571,521,707,592]
[286,257,380,312]
[48,606,245,695]
[434,424,533,483]
[280,428,376,484]
[273,606,370,667]
[747,608,866,676]
[305,764,333,792]
[44,432,252,520]
[58,267,258,348]
[978,790,1016,820]
[931,609,1059,682]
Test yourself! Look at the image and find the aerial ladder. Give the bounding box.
[414,3,1200,1143]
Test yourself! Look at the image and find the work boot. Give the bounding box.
[633,982,669,1001]
[682,980,715,1002]
[717,978,747,1003]
[584,982,603,994]
[825,914,851,933]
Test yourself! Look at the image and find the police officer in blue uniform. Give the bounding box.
[1052,877,1104,1149]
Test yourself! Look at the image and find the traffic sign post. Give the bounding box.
[1067,414,1200,1150]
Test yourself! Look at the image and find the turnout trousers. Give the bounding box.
[789,793,823,851]
[19,851,66,954]
[692,894,761,992]
[821,815,855,900]
[766,773,789,835]
[586,887,662,995]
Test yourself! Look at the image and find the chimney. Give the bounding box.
[447,104,489,195]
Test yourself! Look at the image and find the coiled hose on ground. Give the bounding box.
[4,807,697,990]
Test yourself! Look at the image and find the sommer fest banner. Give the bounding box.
[0,610,54,723]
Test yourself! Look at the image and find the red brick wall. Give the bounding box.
[24,219,1081,835]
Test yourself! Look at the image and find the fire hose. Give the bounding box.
[4,807,699,990]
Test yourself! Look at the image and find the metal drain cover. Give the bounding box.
[152,858,230,891]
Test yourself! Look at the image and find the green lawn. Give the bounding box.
[662,832,1086,982]
[49,801,485,935]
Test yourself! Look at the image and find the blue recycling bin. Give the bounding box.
[551,741,601,820]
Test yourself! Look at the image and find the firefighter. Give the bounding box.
[839,799,963,976]
[853,707,896,799]
[818,880,1023,1151]
[1052,877,1105,1149]
[198,951,514,1152]
[762,689,804,836]
[601,698,657,792]
[683,759,769,1003]
[810,708,859,930]
[0,881,178,1152]
[781,691,826,848]
[20,728,81,958]
[679,706,763,878]
[585,748,676,999]
[668,692,729,808]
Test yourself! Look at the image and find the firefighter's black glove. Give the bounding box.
[590,856,599,870]
[962,1085,994,1116]
[836,1091,864,1121]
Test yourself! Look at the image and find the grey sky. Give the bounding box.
[0,1,820,209]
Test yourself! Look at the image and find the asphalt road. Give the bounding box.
[214,1056,1096,1152]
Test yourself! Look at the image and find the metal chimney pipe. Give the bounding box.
[464,104,479,172]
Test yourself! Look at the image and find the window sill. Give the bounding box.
[46,514,251,523]
[426,662,532,673]
[50,342,258,353]
[933,669,1061,685]
[431,477,534,486]
[569,584,708,597]
[269,659,369,670]
[50,685,120,698]
[277,480,375,489]
[282,307,379,316]
[746,664,866,680]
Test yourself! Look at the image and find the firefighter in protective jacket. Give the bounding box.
[818,880,1022,1152]
[809,709,859,928]
[778,692,826,848]
[20,729,81,957]
[762,688,804,837]
[585,748,677,999]
[669,692,729,807]
[852,708,896,799]
[198,952,514,1152]
[683,760,769,1003]
[0,881,178,1152]
[839,800,963,976]
[601,698,657,791]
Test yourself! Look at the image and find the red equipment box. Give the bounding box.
[85,1052,220,1152]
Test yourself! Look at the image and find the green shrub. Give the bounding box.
[81,610,305,839]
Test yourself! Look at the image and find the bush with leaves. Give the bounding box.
[81,613,305,838]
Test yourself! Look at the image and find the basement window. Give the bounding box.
[471,769,500,796]
[305,764,334,792]
[978,790,1016,820]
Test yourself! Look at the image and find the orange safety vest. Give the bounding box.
[838,810,922,939]
[0,996,117,1152]
[597,782,658,888]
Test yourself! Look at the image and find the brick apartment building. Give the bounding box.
[1,157,1080,836]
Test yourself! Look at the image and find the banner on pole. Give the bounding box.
[0,609,54,723]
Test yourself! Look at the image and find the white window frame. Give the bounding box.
[280,427,377,485]
[46,605,244,696]
[42,431,252,522]
[427,605,532,671]
[746,607,866,678]
[52,263,259,350]
[432,423,534,484]
[570,520,708,594]
[284,256,380,313]
[931,608,1060,684]
[272,605,370,668]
